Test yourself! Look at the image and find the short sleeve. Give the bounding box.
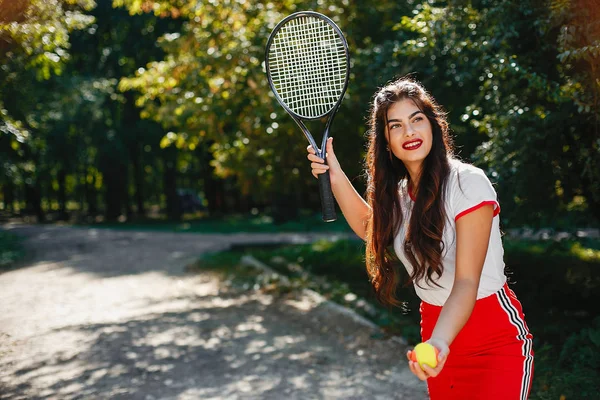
[451,167,500,221]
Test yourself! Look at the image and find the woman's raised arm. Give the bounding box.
[307,137,370,240]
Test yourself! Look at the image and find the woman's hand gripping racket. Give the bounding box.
[265,11,349,222]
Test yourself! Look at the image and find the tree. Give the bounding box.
[0,0,95,220]
[115,0,419,219]
[1,0,597,226]
[390,0,599,225]
[64,0,181,220]
[550,0,600,219]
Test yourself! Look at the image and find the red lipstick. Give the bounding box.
[402,139,422,150]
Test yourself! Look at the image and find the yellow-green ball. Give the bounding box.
[411,342,439,369]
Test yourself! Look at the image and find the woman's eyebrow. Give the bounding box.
[387,110,423,124]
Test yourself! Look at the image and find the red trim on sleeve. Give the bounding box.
[455,200,500,222]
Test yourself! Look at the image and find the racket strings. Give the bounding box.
[268,16,347,119]
[272,18,345,115]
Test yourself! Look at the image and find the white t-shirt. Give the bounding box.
[393,159,506,306]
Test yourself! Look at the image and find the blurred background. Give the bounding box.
[1,0,599,399]
[1,0,598,229]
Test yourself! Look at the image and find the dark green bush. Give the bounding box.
[531,317,600,399]
[0,230,25,270]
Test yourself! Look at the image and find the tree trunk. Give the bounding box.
[199,143,222,215]
[271,164,297,224]
[87,172,98,216]
[162,147,180,220]
[103,161,128,222]
[24,180,45,223]
[57,168,68,220]
[124,170,133,219]
[3,182,14,213]
[132,144,145,217]
[104,171,121,221]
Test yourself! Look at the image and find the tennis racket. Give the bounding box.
[265,11,350,222]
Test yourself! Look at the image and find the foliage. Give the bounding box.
[83,210,353,232]
[0,0,95,220]
[504,238,600,318]
[108,0,600,225]
[1,0,599,226]
[390,0,600,224]
[116,0,347,206]
[0,0,95,141]
[0,0,185,221]
[0,0,95,79]
[59,1,184,220]
[532,317,600,399]
[550,0,600,217]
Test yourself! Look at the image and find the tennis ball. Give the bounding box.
[410,342,439,369]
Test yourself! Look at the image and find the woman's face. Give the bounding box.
[385,98,433,173]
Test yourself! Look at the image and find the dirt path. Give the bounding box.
[0,225,427,400]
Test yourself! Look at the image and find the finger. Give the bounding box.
[421,364,437,378]
[311,163,329,170]
[438,353,448,366]
[435,350,449,370]
[434,357,448,374]
[439,349,450,362]
[415,362,431,380]
[325,138,336,156]
[409,361,428,381]
[406,350,412,361]
[307,144,316,154]
[408,361,418,376]
[307,154,324,163]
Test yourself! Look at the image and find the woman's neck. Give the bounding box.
[406,165,422,194]
[404,159,422,180]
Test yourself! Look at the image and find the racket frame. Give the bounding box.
[265,11,350,222]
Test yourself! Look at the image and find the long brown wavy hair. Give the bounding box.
[364,78,454,307]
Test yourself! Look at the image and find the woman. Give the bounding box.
[307,78,534,399]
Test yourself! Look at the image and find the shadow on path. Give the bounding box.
[2,289,424,400]
[0,225,425,399]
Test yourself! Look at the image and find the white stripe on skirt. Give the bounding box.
[496,286,534,400]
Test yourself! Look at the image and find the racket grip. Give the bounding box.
[318,170,337,222]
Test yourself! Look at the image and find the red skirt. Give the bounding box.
[420,283,534,400]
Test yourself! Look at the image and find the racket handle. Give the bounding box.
[318,170,337,222]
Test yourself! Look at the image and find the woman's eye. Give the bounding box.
[413,117,423,123]
[391,124,401,129]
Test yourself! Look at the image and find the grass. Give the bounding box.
[79,211,353,234]
[236,239,422,340]
[499,238,600,399]
[0,230,25,270]
[187,251,268,289]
